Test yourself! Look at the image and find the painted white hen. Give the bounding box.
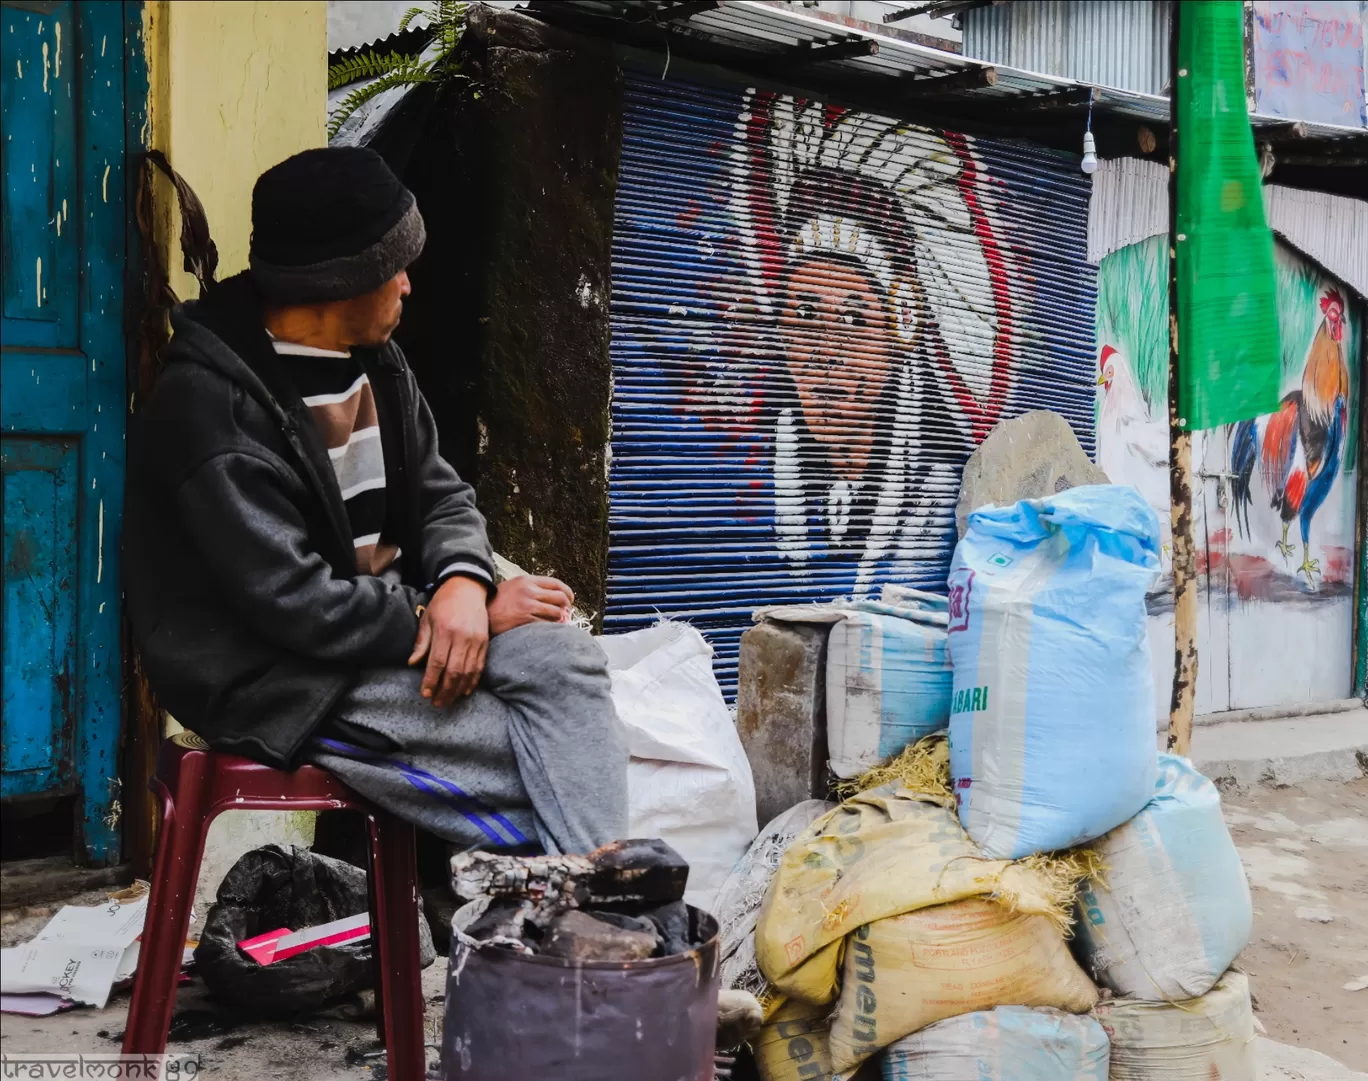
[1096,344,1171,518]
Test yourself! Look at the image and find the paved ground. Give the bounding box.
[1190,707,1368,790]
[0,939,448,1079]
[0,887,448,1080]
[1228,775,1368,1072]
[3,774,1365,1078]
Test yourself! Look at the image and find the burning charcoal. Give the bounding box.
[541,911,659,964]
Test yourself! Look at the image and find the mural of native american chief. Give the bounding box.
[607,76,1096,684]
[727,91,1022,591]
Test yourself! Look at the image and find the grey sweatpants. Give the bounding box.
[306,622,628,855]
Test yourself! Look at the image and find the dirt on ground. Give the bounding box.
[0,887,448,1079]
[0,949,448,1080]
[2,777,1364,1078]
[1227,776,1368,1071]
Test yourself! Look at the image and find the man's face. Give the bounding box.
[779,256,895,481]
[341,269,411,347]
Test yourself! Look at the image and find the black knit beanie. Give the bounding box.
[249,147,426,304]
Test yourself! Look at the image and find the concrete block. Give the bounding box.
[736,620,829,827]
[1187,707,1368,791]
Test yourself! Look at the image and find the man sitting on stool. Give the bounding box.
[125,147,627,854]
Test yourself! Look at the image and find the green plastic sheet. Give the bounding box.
[1175,0,1281,430]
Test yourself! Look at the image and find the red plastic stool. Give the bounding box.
[123,731,426,1081]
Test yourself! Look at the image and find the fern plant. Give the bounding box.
[327,1,468,139]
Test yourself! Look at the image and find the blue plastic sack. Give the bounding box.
[947,485,1161,859]
[1076,755,1252,1000]
[826,593,952,779]
[881,1007,1110,1081]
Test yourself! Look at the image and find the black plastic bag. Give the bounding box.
[195,844,435,1013]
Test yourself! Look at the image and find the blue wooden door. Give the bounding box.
[2,1,131,864]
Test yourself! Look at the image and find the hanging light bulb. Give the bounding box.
[1081,97,1098,174]
[1081,130,1099,174]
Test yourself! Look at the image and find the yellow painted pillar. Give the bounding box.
[144,1,327,301]
[139,1,327,887]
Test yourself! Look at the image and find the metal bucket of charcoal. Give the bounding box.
[440,840,721,1080]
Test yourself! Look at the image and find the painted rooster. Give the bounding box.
[1231,288,1350,583]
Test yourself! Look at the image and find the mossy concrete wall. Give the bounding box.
[395,8,622,624]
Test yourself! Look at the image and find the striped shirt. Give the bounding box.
[270,337,398,576]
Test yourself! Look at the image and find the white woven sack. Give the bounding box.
[713,800,834,1003]
[881,1007,1109,1081]
[599,621,759,912]
[1077,755,1252,1000]
[1093,969,1256,1081]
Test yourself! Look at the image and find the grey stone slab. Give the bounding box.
[956,409,1108,537]
[736,620,830,827]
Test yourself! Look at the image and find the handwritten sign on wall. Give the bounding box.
[1252,0,1367,127]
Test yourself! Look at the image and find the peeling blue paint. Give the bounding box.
[2,1,135,865]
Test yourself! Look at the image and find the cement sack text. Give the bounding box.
[826,899,1098,1073]
[754,786,1073,1006]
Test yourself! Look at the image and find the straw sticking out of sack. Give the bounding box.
[839,733,1106,931]
[837,732,954,802]
[997,849,1108,933]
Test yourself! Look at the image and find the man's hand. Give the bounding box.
[488,576,574,636]
[408,576,490,706]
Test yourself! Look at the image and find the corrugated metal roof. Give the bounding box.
[327,0,528,55]
[1264,186,1368,298]
[803,1,963,43]
[1086,157,1368,298]
[1087,157,1169,264]
[328,1,429,54]
[962,0,1169,96]
[555,0,1366,142]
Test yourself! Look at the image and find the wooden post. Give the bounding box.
[1167,1,1198,755]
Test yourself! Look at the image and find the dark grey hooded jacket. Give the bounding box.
[125,272,494,768]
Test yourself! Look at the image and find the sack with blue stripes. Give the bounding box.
[827,589,952,780]
[1075,755,1252,1000]
[754,589,952,781]
[881,1007,1110,1081]
[947,485,1161,859]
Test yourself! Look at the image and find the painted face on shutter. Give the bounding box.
[779,255,896,482]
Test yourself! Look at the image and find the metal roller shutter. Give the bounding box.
[607,73,1097,694]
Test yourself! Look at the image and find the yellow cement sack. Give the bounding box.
[755,784,1081,1005]
[1093,969,1255,1081]
[827,898,1099,1073]
[754,999,834,1081]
